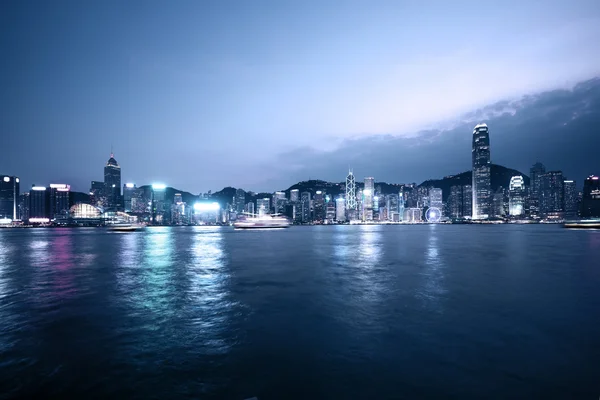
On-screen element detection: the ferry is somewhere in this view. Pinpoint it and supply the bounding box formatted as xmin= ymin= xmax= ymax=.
xmin=563 ymin=219 xmax=600 ymax=229
xmin=233 ymin=211 xmax=291 ymax=229
xmin=107 ymin=222 xmax=146 ymax=232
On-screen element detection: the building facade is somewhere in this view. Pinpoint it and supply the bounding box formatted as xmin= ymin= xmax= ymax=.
xmin=472 ymin=123 xmax=491 ymax=219
xmin=581 ymin=175 xmax=600 ymax=218
xmin=345 ymin=170 xmax=356 ymax=211
xmin=509 ymin=176 xmax=526 ymax=217
xmin=529 ymin=162 xmax=546 ymax=218
xmin=300 ymin=192 xmax=311 ymax=223
xmin=540 ymin=171 xmax=564 ymax=218
xmin=0 ymin=175 xmax=20 ymax=220
xmin=29 ymin=186 xmax=49 ymax=220
xmin=104 ymin=153 xmax=122 ymax=210
xmin=335 ymin=197 xmax=346 ymax=222
xmin=49 ymin=184 xmax=71 ymax=218
xmin=563 ymin=180 xmax=578 ymax=219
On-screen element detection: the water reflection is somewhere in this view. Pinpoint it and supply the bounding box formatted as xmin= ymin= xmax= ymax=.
xmin=187 ymin=226 xmax=232 ymax=354
xmin=49 ymin=231 xmax=77 ymax=300
xmin=0 ymin=231 xmax=12 ymax=300
xmin=358 ymin=224 xmax=382 ymax=268
xmin=417 ymin=224 xmax=447 ymax=312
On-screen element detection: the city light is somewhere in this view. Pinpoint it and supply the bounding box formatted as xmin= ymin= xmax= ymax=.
xmin=3 ymin=177 xmax=9 ymax=182
xmin=152 ymin=183 xmax=166 ymax=190
xmin=125 ymin=183 xmax=135 ymax=188
xmin=15 ymin=178 xmax=19 ymax=183
xmin=194 ymin=202 xmax=220 ymax=212
xmin=31 ymin=186 xmax=46 ymax=191
xmin=50 ymin=184 xmax=70 ymax=191
xmin=0 ymin=218 xmax=12 ymax=224
xmin=29 ymin=218 xmax=50 ymax=223
xmin=363 ymin=189 xmax=372 ymax=195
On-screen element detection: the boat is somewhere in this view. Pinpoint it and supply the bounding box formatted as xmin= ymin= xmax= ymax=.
xmin=233 ymin=211 xmax=291 ymax=229
xmin=563 ymin=219 xmax=600 ymax=229
xmin=107 ymin=223 xmax=146 ymax=232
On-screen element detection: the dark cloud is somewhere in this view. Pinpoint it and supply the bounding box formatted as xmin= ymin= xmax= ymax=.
xmin=255 ymin=77 xmax=600 ymax=191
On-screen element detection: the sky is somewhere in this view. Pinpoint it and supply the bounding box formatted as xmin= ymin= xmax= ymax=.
xmin=1 ymin=0 xmax=599 ymax=193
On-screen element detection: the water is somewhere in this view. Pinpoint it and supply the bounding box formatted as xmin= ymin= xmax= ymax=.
xmin=0 ymin=225 xmax=599 ymax=399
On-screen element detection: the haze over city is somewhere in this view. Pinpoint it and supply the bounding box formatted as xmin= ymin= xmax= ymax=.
xmin=1 ymin=0 xmax=599 ymax=192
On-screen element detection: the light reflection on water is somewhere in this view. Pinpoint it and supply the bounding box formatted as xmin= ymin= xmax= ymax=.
xmin=417 ymin=224 xmax=447 ymax=312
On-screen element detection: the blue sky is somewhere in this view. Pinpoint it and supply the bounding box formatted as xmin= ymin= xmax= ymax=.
xmin=1 ymin=0 xmax=599 ymax=192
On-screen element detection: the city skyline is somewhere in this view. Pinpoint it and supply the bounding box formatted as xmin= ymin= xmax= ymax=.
xmin=1 ymin=1 xmax=600 ymax=192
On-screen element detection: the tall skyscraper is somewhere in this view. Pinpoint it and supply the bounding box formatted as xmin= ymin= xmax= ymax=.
xmin=563 ymin=180 xmax=578 ymax=219
xmin=492 ymin=187 xmax=506 ymax=217
xmin=398 ymin=192 xmax=405 ymax=222
xmin=290 ymin=189 xmax=299 ymax=203
xmin=581 ymin=175 xmax=600 ymax=218
xmin=245 ymin=202 xmax=255 ymax=215
xmin=104 ymin=153 xmax=122 ymax=210
xmin=386 ymin=194 xmax=400 ymax=222
xmin=335 ymin=197 xmax=346 ymax=222
xmin=235 ymin=189 xmax=246 ymax=213
xmin=300 ymin=192 xmax=311 ymax=223
xmin=472 ymin=123 xmax=491 ymax=219
xmin=509 ymin=176 xmax=525 ymax=216
xmin=29 ymin=185 xmax=49 ymax=220
xmin=363 ymin=177 xmax=375 ymax=221
xmin=540 ymin=171 xmax=565 ymax=217
xmin=49 ymin=184 xmax=71 ymax=218
xmin=273 ymin=191 xmax=286 ymax=214
xmin=313 ymin=191 xmax=325 ymax=221
xmin=448 ymin=185 xmax=463 ymax=218
xmin=529 ymin=162 xmax=546 ymax=218
xmin=0 ymin=175 xmax=20 ymax=220
xmin=123 ymin=183 xmax=136 ymax=212
xmin=462 ymin=185 xmax=473 ymax=218
xmin=428 ymin=187 xmax=443 ymax=213
xmin=345 ymin=170 xmax=356 ymax=211
xmin=257 ymin=198 xmax=270 ymax=215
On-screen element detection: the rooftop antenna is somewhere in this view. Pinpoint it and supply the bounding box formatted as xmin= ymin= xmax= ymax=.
xmin=110 ymin=144 xmax=114 ymax=158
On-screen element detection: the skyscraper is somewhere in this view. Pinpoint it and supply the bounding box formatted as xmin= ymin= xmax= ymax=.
xmin=428 ymin=187 xmax=443 ymax=214
xmin=104 ymin=153 xmax=122 ymax=210
xmin=290 ymin=189 xmax=299 ymax=203
xmin=0 ymin=175 xmax=20 ymax=220
xmin=313 ymin=191 xmax=325 ymax=221
xmin=257 ymin=198 xmax=270 ymax=215
xmin=345 ymin=170 xmax=356 ymax=211
xmin=273 ymin=191 xmax=286 ymax=214
xmin=300 ymin=192 xmax=311 ymax=223
xmin=335 ymin=197 xmax=346 ymax=222
xmin=49 ymin=184 xmax=71 ymax=218
xmin=448 ymin=185 xmax=463 ymax=218
xmin=563 ymin=180 xmax=578 ymax=219
xmin=386 ymin=194 xmax=400 ymax=222
xmin=363 ymin=177 xmax=375 ymax=221
xmin=235 ymin=189 xmax=246 ymax=213
xmin=123 ymin=183 xmax=136 ymax=212
xmin=472 ymin=123 xmax=491 ymax=219
xmin=509 ymin=176 xmax=525 ymax=216
xmin=581 ymin=175 xmax=600 ymax=218
xmin=540 ymin=171 xmax=565 ymax=218
xmin=462 ymin=185 xmax=473 ymax=218
xmin=529 ymin=162 xmax=546 ymax=218
xmin=29 ymin=185 xmax=49 ymax=220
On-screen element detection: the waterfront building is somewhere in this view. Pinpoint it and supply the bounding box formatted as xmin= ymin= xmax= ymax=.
xmin=363 ymin=177 xmax=374 ymax=221
xmin=313 ymin=191 xmax=325 ymax=221
xmin=29 ymin=185 xmax=49 ymax=221
xmin=429 ymin=188 xmax=443 ymax=215
xmin=257 ymin=198 xmax=270 ymax=216
xmin=529 ymin=162 xmax=546 ymax=218
xmin=123 ymin=183 xmax=136 ymax=212
xmin=274 ymin=191 xmax=287 ymax=214
xmin=290 ymin=189 xmax=299 ymax=203
xmin=325 ymin=201 xmax=336 ymax=222
xmin=472 ymin=123 xmax=491 ymax=219
xmin=508 ymin=176 xmax=525 ymax=217
xmin=540 ymin=171 xmax=564 ymax=218
xmin=300 ymin=192 xmax=311 ymax=222
xmin=345 ymin=170 xmax=356 ymax=211
xmin=90 ymin=180 xmax=106 ymax=208
xmin=49 ymin=184 xmax=71 ymax=219
xmin=462 ymin=185 xmax=473 ymax=218
xmin=335 ymin=197 xmax=346 ymax=222
xmin=0 ymin=175 xmax=20 ymax=220
xmin=235 ymin=189 xmax=246 ymax=213
xmin=18 ymin=193 xmax=29 ymax=221
xmin=563 ymin=180 xmax=578 ymax=219
xmin=448 ymin=185 xmax=463 ymax=218
xmin=245 ymin=202 xmax=255 ymax=215
xmin=104 ymin=153 xmax=122 ymax=210
xmin=404 ymin=207 xmax=422 ymax=222
xmin=398 ymin=192 xmax=405 ymax=222
xmin=491 ymin=188 xmax=505 ymax=217
xmin=151 ymin=184 xmax=167 ymax=224
xmin=581 ymin=175 xmax=600 ymax=218
xmin=386 ymin=194 xmax=400 ymax=221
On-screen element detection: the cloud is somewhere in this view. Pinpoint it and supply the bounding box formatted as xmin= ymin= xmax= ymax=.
xmin=251 ymin=77 xmax=600 ymax=191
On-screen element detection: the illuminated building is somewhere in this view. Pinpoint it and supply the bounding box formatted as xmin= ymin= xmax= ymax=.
xmin=274 ymin=191 xmax=287 ymax=213
xmin=193 ymin=202 xmax=221 ymax=224
xmin=581 ymin=175 xmax=600 ymax=218
xmin=325 ymin=201 xmax=336 ymax=222
xmin=404 ymin=207 xmax=422 ymax=222
xmin=529 ymin=162 xmax=546 ymax=218
xmin=245 ymin=202 xmax=255 ymax=215
xmin=429 ymin=188 xmax=443 ymax=215
xmin=492 ymin=188 xmax=506 ymax=217
xmin=462 ymin=185 xmax=473 ymax=218
xmin=151 ymin=184 xmax=167 ymax=224
xmin=235 ymin=189 xmax=246 ymax=213
xmin=49 ymin=184 xmax=71 ymax=218
xmin=345 ymin=170 xmax=356 ymax=211
xmin=363 ymin=177 xmax=374 ymax=221
xmin=18 ymin=193 xmax=29 ymax=221
xmin=104 ymin=152 xmax=121 ymax=209
xmin=123 ymin=183 xmax=136 ymax=212
xmin=29 ymin=185 xmax=49 ymax=220
xmin=563 ymin=180 xmax=578 ymax=219
xmin=335 ymin=197 xmax=346 ymax=222
xmin=257 ymin=198 xmax=270 ymax=216
xmin=398 ymin=192 xmax=405 ymax=222
xmin=0 ymin=175 xmax=19 ymax=220
xmin=472 ymin=123 xmax=491 ymax=219
xmin=90 ymin=180 xmax=106 ymax=208
xmin=540 ymin=171 xmax=564 ymax=218
xmin=300 ymin=192 xmax=311 ymax=222
xmin=290 ymin=189 xmax=299 ymax=203
xmin=507 ymin=176 xmax=525 ymax=216
xmin=448 ymin=185 xmax=463 ymax=218
xmin=313 ymin=191 xmax=325 ymax=221
xmin=386 ymin=194 xmax=399 ymax=222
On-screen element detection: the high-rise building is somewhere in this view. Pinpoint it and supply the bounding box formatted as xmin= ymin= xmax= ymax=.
xmin=386 ymin=194 xmax=400 ymax=222
xmin=0 ymin=175 xmax=20 ymax=220
xmin=257 ymin=198 xmax=270 ymax=215
xmin=581 ymin=175 xmax=600 ymax=218
xmin=18 ymin=193 xmax=29 ymax=221
xmin=325 ymin=201 xmax=336 ymax=222
xmin=151 ymin=184 xmax=167 ymax=224
xmin=508 ymin=176 xmax=525 ymax=216
xmin=49 ymin=184 xmax=71 ymax=218
xmin=290 ymin=189 xmax=299 ymax=203
xmin=313 ymin=191 xmax=325 ymax=221
xmin=563 ymin=180 xmax=578 ymax=219
xmin=540 ymin=171 xmax=565 ymax=218
xmin=529 ymin=162 xmax=546 ymax=218
xmin=123 ymin=183 xmax=136 ymax=212
xmin=363 ymin=177 xmax=375 ymax=221
xmin=492 ymin=188 xmax=506 ymax=217
xmin=104 ymin=153 xmax=122 ymax=210
xmin=29 ymin=185 xmax=49 ymax=220
xmin=462 ymin=185 xmax=473 ymax=218
xmin=235 ymin=189 xmax=246 ymax=213
xmin=90 ymin=180 xmax=106 ymax=208
xmin=398 ymin=192 xmax=405 ymax=222
xmin=335 ymin=197 xmax=346 ymax=222
xmin=245 ymin=202 xmax=255 ymax=215
xmin=428 ymin=188 xmax=443 ymax=215
xmin=472 ymin=123 xmax=491 ymax=219
xmin=345 ymin=170 xmax=356 ymax=211
xmin=404 ymin=208 xmax=422 ymax=222
xmin=448 ymin=185 xmax=463 ymax=218
xmin=300 ymin=192 xmax=311 ymax=223
xmin=273 ymin=191 xmax=286 ymax=214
